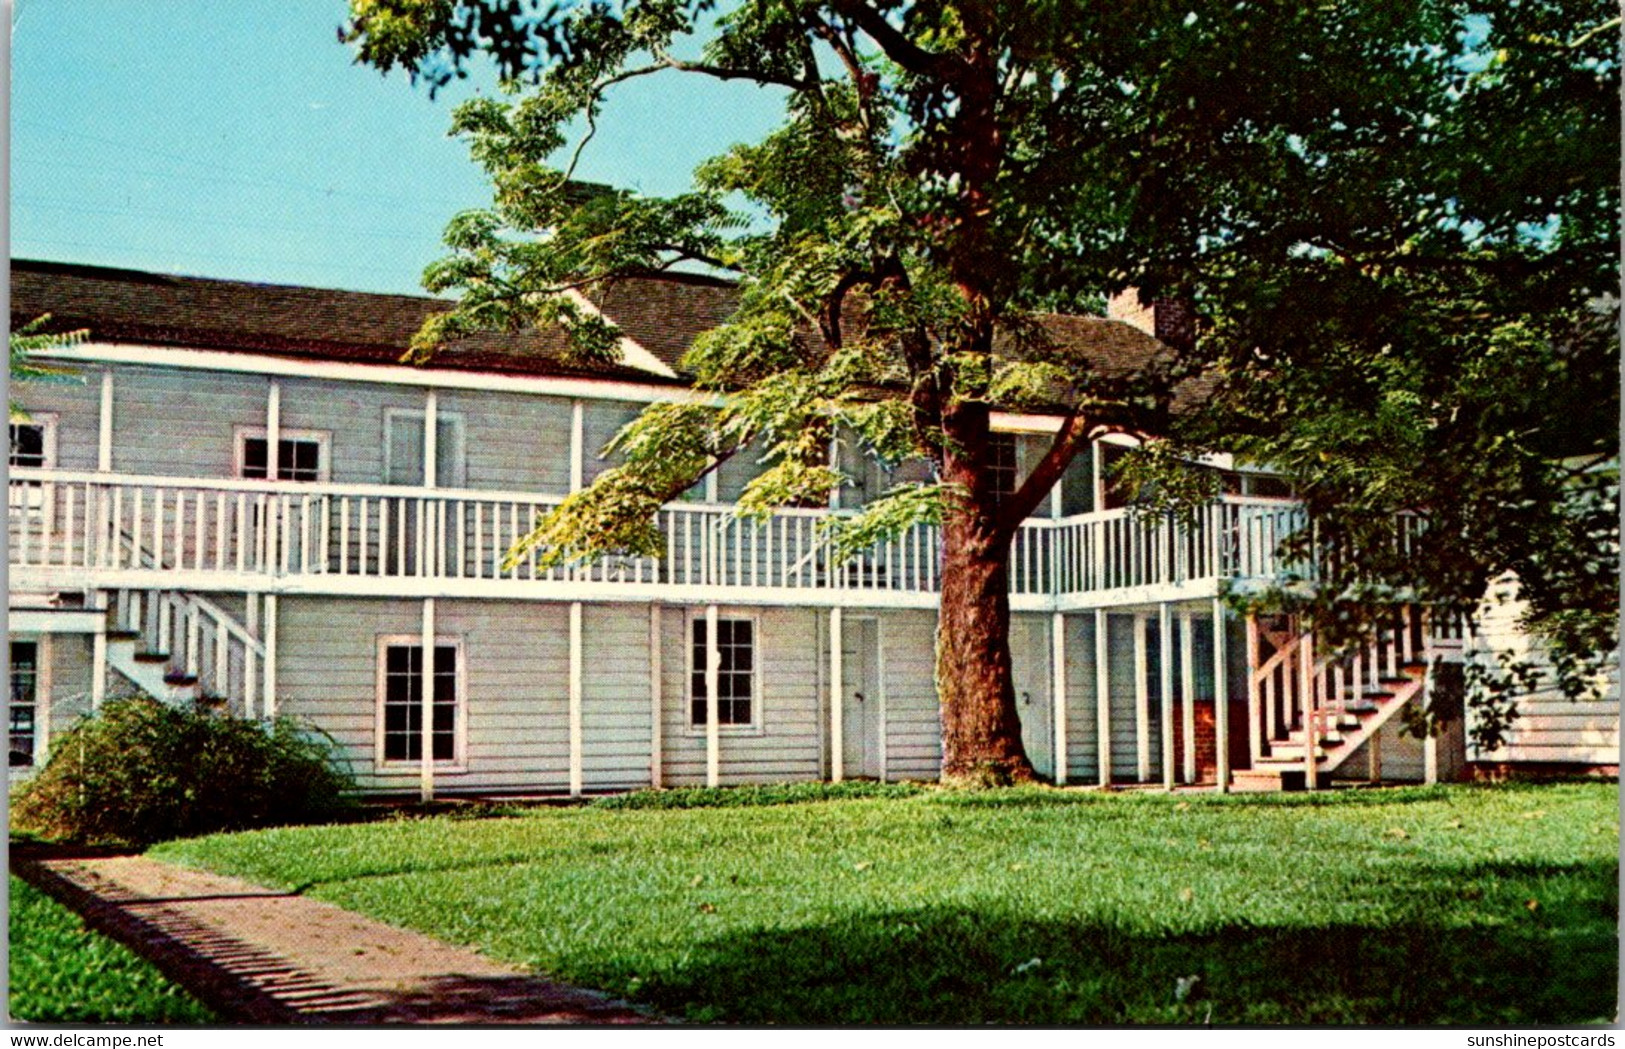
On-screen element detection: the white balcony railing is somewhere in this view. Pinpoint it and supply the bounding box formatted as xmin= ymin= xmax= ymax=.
xmin=9 ymin=469 xmax=1306 ymax=603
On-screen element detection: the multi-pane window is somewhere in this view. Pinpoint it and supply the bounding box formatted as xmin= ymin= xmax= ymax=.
xmin=379 ymin=642 xmax=460 ymax=764
xmin=10 ymin=641 xmax=38 ymax=768
xmin=241 ymin=435 xmax=325 ymax=482
xmin=690 ymin=617 xmax=755 ymax=727
xmin=988 ymin=433 xmax=1019 ymax=504
xmin=9 ymin=423 xmax=48 ymax=468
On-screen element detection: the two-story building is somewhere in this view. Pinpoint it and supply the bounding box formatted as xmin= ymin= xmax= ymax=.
xmin=9 ymin=259 xmax=1601 ymax=797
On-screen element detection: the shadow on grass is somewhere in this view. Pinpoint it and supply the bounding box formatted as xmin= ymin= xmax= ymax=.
xmin=580 ymin=861 xmax=1618 ymax=1025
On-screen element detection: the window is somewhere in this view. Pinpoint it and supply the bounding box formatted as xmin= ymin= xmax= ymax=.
xmin=377 ymin=639 xmax=462 ymax=765
xmin=10 ymin=641 xmax=38 ymax=768
xmin=235 ymin=427 xmax=329 ymax=482
xmin=690 ymin=616 xmax=756 ymax=728
xmin=384 ymin=409 xmax=465 ymax=487
xmin=988 ymin=433 xmax=1019 ymax=504
xmin=10 ymin=417 xmax=56 ymax=514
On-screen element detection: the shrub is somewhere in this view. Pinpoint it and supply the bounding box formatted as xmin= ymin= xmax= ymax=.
xmin=11 ymin=697 xmax=354 ymax=847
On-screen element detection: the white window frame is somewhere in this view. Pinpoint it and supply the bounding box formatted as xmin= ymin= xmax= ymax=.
xmin=685 ymin=610 xmax=763 ymax=735
xmin=383 ymin=408 xmax=466 ymax=488
xmin=374 ymin=634 xmax=467 ymax=771
xmin=8 ymin=635 xmax=47 ymax=769
xmin=233 ymin=425 xmax=331 ymax=483
xmin=9 ymin=414 xmax=58 ymax=515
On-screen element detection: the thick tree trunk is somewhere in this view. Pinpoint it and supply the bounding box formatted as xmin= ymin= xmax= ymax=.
xmin=935 ymin=502 xmax=1038 ymax=785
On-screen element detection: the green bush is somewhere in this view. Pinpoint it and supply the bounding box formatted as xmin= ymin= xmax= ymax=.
xmin=11 ymin=697 xmax=354 ymax=847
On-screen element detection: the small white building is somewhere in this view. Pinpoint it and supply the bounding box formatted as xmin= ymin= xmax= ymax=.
xmin=8 ymin=260 xmax=1607 ymax=796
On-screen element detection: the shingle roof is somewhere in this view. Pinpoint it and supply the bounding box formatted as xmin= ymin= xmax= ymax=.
xmin=10 ymin=260 xmax=1207 ymax=409
xmin=9 ymin=260 xmax=674 ymax=385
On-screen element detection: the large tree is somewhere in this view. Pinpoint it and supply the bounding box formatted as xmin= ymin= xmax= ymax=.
xmin=345 ymin=0 xmax=1618 ymax=779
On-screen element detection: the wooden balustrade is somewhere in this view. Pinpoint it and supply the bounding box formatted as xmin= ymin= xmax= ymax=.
xmin=10 ymin=469 xmax=1303 ymax=602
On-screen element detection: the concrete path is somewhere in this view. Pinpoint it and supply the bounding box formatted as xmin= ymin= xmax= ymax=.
xmin=12 ymin=848 xmax=657 ymax=1025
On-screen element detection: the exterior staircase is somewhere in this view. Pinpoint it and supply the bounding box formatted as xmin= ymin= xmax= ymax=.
xmin=1233 ymin=607 xmax=1453 ymax=790
xmin=102 ymin=588 xmax=264 ymax=715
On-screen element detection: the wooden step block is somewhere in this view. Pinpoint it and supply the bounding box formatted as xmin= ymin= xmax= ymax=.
xmin=106 ymin=630 xmax=141 ymax=641
xmin=163 ymin=672 xmax=199 ymax=687
xmin=133 ymin=652 xmax=170 ymax=663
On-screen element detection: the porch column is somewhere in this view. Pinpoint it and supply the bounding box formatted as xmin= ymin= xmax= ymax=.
xmin=244 ymin=596 xmax=259 ymax=719
xmin=705 ymin=604 xmax=721 ymax=787
xmin=1213 ymin=598 xmax=1229 ymax=793
xmin=1051 ymin=612 xmax=1067 ymax=784
xmin=262 ymin=594 xmax=278 ymax=718
xmin=830 ymin=607 xmax=844 ymax=782
xmin=1180 ymin=611 xmax=1196 ymax=783
xmin=1159 ymin=603 xmax=1174 ymax=791
xmin=265 ymin=381 xmax=281 ymax=481
xmin=569 ymin=400 xmax=585 ymax=493
xmin=569 ymin=601 xmax=584 ymax=797
xmin=1246 ymin=615 xmax=1263 ymax=766
xmin=1133 ymin=614 xmax=1150 ymax=782
xmin=1301 ymin=625 xmax=1318 ymax=791
xmin=649 ymin=604 xmax=663 ymax=789
xmin=1095 ymin=609 xmax=1110 ymax=786
xmin=37 ymin=637 xmax=53 ymax=768
xmin=91 ymin=628 xmax=107 ymax=711
xmin=97 ymin=369 xmax=114 ymax=472
xmin=420 ymin=597 xmax=435 ymax=802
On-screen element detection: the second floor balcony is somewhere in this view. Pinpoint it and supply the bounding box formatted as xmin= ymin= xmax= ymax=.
xmin=9 ymin=468 xmax=1308 ymax=611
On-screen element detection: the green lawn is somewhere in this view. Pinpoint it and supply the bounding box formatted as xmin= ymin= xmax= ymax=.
xmin=153 ymin=782 xmax=1618 ymax=1025
xmin=8 ymin=876 xmax=218 ymax=1025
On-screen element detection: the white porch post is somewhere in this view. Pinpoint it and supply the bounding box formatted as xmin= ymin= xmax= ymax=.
xmin=1213 ymin=599 xmax=1229 ymax=793
xmin=1301 ymin=625 xmax=1318 ymax=791
xmin=262 ymin=594 xmax=278 ymax=718
xmin=97 ymin=369 xmax=114 ymax=472
xmin=1091 ymin=440 xmax=1105 ymax=512
xmin=36 ymin=637 xmax=53 ymax=768
xmin=1133 ymin=614 xmax=1150 ymax=782
xmin=420 ymin=597 xmax=435 ymax=802
xmin=705 ymin=604 xmax=721 ymax=787
xmin=830 ymin=607 xmax=844 ymax=782
xmin=649 ymin=604 xmax=663 ymax=789
xmin=423 ymin=389 xmax=439 ymax=489
xmin=1245 ymin=615 xmax=1263 ymax=766
xmin=91 ymin=628 xmax=107 ymax=711
xmin=1180 ymin=611 xmax=1196 ymax=784
xmin=570 ymin=400 xmax=585 ymax=493
xmin=1094 ymin=609 xmax=1110 ymax=786
xmin=1050 ymin=612 xmax=1067 ymax=784
xmin=569 ymin=601 xmax=584 ymax=797
xmin=265 ymin=381 xmax=281 ymax=481
xmin=1159 ymin=603 xmax=1174 ymax=791
xmin=244 ymin=595 xmax=259 ymax=719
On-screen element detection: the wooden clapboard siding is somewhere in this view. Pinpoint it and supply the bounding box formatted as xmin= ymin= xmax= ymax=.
xmin=1337 ymin=718 xmax=1427 ymax=783
xmin=438 ymin=389 xmax=572 ymax=493
xmin=10 ymin=371 xmax=99 ymax=470
xmin=1468 ymin=573 xmax=1620 ymax=765
xmin=657 ymin=605 xmax=823 ymax=786
xmin=1062 ymin=614 xmax=1100 ymax=783
xmin=46 ymin=634 xmax=94 ymax=751
xmin=582 ymin=400 xmax=643 ymax=486
xmin=881 ymin=611 xmax=940 ymax=780
xmin=1106 ymin=614 xmax=1141 ymax=779
xmin=111 ymin=367 xmax=265 ymax=478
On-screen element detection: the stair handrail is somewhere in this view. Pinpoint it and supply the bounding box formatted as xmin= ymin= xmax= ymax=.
xmin=112 ymin=527 xmax=265 ymax=657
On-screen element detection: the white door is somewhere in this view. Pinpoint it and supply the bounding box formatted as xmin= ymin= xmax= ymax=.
xmin=1015 ymin=617 xmax=1054 ymax=780
xmin=840 ymin=618 xmax=884 ymax=779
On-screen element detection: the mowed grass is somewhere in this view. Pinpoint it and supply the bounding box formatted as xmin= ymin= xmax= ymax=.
xmin=8 ymin=876 xmax=218 ymax=1025
xmin=153 ymin=782 xmax=1618 ymax=1025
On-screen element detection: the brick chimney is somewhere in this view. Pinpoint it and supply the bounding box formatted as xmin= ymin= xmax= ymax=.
xmin=1107 ymin=289 xmax=1196 ymax=353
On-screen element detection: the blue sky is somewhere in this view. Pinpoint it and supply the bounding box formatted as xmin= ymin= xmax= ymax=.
xmin=10 ymin=0 xmax=787 ymax=295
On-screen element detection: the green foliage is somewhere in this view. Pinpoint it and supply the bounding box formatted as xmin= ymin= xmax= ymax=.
xmin=11 ymin=698 xmax=355 ymax=848
xmin=8 ymin=876 xmax=218 ymax=1024
xmin=157 ymin=783 xmax=1618 ymax=1024
xmin=10 ymin=314 xmax=85 ymax=420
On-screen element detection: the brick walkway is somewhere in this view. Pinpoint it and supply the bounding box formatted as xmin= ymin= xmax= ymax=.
xmin=12 ymin=848 xmax=657 ymax=1025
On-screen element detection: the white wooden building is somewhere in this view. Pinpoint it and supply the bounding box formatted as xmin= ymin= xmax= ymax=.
xmin=8 ymin=260 xmax=1607 ymax=796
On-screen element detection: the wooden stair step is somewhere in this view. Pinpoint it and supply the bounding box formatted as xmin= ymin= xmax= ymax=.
xmin=162 ymin=672 xmax=199 ymax=686
xmin=106 ymin=630 xmax=141 ymax=641
xmin=132 ymin=652 xmax=171 ymax=663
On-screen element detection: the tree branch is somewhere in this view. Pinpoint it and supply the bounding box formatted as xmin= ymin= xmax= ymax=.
xmin=994 ymin=412 xmax=1092 ymax=536
xmin=827 ymin=0 xmax=962 ymax=82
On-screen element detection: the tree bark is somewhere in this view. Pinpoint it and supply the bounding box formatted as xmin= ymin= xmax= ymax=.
xmin=934 ymin=407 xmax=1038 ymax=785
